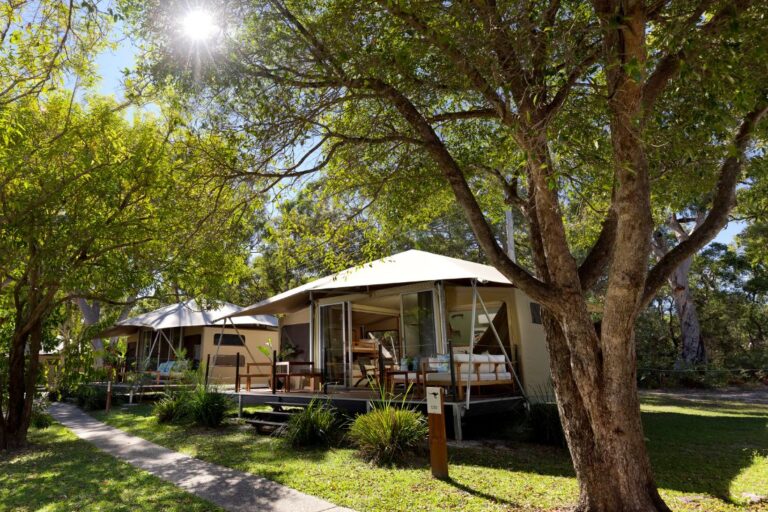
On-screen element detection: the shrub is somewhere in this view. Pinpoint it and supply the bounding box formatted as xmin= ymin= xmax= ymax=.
xmin=188 ymin=387 xmax=232 ymax=428
xmin=31 ymin=410 xmax=54 ymax=429
xmin=154 ymin=391 xmax=192 ymax=424
xmin=74 ymin=385 xmax=109 ymax=411
xmin=31 ymin=396 xmax=53 ymax=429
xmin=527 ymin=402 xmax=566 ymax=447
xmin=349 ymin=406 xmax=427 ymax=465
xmin=279 ymin=400 xmax=340 ymax=448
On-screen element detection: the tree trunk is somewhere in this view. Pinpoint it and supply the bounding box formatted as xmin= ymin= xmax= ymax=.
xmin=652 ymin=214 xmax=707 ymax=368
xmin=77 ymin=298 xmax=103 ymax=367
xmin=1 ymin=318 xmax=43 ymax=451
xmin=669 ymin=258 xmax=706 ymax=368
xmin=544 ymin=313 xmax=670 ymax=512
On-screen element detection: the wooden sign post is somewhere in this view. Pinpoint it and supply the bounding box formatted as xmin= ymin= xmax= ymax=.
xmin=426 ymin=386 xmax=449 ymax=479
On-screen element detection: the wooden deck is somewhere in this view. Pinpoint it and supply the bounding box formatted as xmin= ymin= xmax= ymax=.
xmin=226 ymin=387 xmax=526 ymax=441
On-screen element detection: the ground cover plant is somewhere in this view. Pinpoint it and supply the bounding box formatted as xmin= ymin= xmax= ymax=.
xmin=0 ymin=423 xmax=221 ymax=512
xmin=92 ymin=393 xmax=768 ymax=511
xmin=153 ymin=386 xmax=233 ymax=428
xmin=349 ymin=405 xmax=428 ymax=466
xmin=279 ymin=400 xmax=341 ymax=449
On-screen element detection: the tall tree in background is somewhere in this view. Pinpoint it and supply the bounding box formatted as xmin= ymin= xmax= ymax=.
xmin=125 ymin=1 xmax=768 ymax=509
xmin=0 ymin=94 xmax=258 ymax=450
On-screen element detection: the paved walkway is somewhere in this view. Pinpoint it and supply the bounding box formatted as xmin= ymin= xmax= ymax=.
xmin=49 ymin=403 xmax=353 ymax=512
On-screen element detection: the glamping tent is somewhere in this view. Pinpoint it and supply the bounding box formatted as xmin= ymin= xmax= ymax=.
xmin=101 ymin=299 xmax=278 ymax=384
xmin=226 ymin=250 xmax=551 ymax=401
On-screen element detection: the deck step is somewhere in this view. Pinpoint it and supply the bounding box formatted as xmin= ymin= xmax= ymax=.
xmin=243 ymin=418 xmax=286 ymax=430
xmin=264 ymin=401 xmax=309 ymax=411
xmin=248 ymin=410 xmax=294 ymax=420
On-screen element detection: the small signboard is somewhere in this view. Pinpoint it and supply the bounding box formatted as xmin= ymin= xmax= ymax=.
xmin=426 ymin=387 xmax=443 ymax=415
xmin=426 ymin=386 xmax=448 ymax=478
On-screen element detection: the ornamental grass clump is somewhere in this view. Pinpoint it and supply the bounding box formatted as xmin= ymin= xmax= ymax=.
xmin=153 ymin=390 xmax=192 ymax=424
xmin=188 ymin=386 xmax=233 ymax=428
xmin=279 ymin=400 xmax=340 ymax=448
xmin=349 ymin=384 xmax=427 ymax=465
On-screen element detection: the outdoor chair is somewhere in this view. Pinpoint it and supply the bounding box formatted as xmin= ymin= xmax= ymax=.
xmin=354 ymin=357 xmax=378 ymax=387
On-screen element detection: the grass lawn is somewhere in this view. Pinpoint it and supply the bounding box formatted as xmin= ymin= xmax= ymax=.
xmin=0 ymin=424 xmax=223 ymax=512
xmin=88 ymin=393 xmax=768 ymax=512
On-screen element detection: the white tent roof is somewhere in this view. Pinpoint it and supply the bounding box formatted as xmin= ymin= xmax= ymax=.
xmin=230 ymin=250 xmax=513 ymax=316
xmin=101 ymin=299 xmax=277 ymax=337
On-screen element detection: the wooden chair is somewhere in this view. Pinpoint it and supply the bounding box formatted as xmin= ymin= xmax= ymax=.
xmin=354 ymin=357 xmax=379 ymax=387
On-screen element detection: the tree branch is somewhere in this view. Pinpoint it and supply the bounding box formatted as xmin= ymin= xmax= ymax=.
xmin=578 ymin=207 xmax=617 ymax=290
xmin=642 ymin=0 xmax=753 ymax=116
xmin=642 ymin=99 xmax=768 ymax=306
xmin=365 ymin=78 xmax=556 ymax=305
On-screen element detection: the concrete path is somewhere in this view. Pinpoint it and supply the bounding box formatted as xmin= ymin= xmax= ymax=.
xmin=49 ymin=403 xmax=354 ymax=512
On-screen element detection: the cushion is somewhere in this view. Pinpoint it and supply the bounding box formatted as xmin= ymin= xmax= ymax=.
xmin=425 ymin=371 xmax=512 ymax=383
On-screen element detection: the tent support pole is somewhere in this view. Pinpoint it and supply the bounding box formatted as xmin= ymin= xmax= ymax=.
xmin=226 ymin=317 xmax=260 ymax=365
xmin=142 ymin=331 xmax=160 ymax=371
xmin=475 ymin=291 xmax=527 ymax=401
xmin=466 ymin=280 xmax=477 ymax=409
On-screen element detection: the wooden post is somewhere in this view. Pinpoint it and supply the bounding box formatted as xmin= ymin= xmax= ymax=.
xmin=426 ymin=386 xmax=449 ymax=479
xmin=204 ymin=354 xmax=211 ymax=388
xmin=105 ymin=366 xmax=113 ymax=414
xmin=235 ymin=352 xmax=241 ymax=393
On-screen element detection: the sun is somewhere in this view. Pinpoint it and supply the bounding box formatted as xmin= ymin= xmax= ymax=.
xmin=181 ymin=9 xmax=219 ymax=42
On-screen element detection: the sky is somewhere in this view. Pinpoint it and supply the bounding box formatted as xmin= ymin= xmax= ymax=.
xmin=93 ymin=26 xmax=744 ymax=248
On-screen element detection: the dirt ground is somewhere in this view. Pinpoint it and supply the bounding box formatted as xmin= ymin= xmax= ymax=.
xmin=641 ymin=386 xmax=768 ymax=406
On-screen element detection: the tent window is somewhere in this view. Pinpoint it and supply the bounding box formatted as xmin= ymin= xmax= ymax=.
xmin=214 ymin=333 xmax=245 ymax=346
xmin=530 ymin=302 xmax=542 ymax=324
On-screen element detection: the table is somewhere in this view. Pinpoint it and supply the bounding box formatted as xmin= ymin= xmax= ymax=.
xmin=385 ymin=369 xmax=422 ymax=396
xmin=273 ymin=361 xmax=323 ymax=393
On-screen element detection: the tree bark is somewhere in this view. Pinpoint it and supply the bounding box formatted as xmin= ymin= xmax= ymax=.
xmin=669 ymin=258 xmax=706 ymax=367
xmin=544 ymin=311 xmax=670 ymax=512
xmin=652 ymin=215 xmax=706 ymax=368
xmin=77 ymin=298 xmax=103 ymax=367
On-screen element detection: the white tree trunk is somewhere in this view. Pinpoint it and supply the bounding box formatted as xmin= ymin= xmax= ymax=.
xmin=652 ymin=214 xmax=707 ymax=368
xmin=668 ymin=258 xmax=706 ymax=368
xmin=76 ymin=298 xmax=103 ymax=367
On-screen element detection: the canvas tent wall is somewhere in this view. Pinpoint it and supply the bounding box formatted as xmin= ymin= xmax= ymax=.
xmin=100 ymin=299 xmax=278 ymax=385
xmin=227 ymin=250 xmax=551 ymax=395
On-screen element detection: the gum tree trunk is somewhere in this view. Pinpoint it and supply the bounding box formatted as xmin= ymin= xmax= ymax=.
xmin=669 ymin=259 xmax=705 ymax=367
xmin=544 ymin=314 xmax=669 ymax=512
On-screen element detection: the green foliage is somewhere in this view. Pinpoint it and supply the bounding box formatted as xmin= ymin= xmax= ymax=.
xmin=74 ymin=385 xmax=110 ymax=411
xmin=153 ymin=391 xmax=192 ymax=424
xmin=636 ymin=242 xmax=768 ymax=377
xmin=30 ymin=411 xmax=54 ymax=430
xmin=30 ymin=396 xmax=53 ymax=429
xmin=348 ymin=400 xmax=427 ymax=466
xmin=188 ymin=387 xmax=233 ymax=428
xmin=278 ymin=400 xmax=341 ymax=449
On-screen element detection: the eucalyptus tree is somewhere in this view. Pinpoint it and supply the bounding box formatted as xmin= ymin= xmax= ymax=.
xmin=0 ymin=94 xmax=259 ymax=450
xmin=124 ymin=1 xmax=768 ymax=509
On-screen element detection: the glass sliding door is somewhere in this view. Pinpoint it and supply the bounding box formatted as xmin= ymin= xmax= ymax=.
xmin=320 ymin=303 xmax=348 ymax=386
xmin=401 ymin=291 xmax=437 ymax=363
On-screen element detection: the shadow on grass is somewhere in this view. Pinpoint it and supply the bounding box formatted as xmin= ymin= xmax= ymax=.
xmin=643 ymin=409 xmax=767 ymax=501
xmin=447 ymin=398 xmax=767 ymax=504
xmin=0 ymin=426 xmax=217 ymax=512
xmin=443 ymin=477 xmax=524 ymax=508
